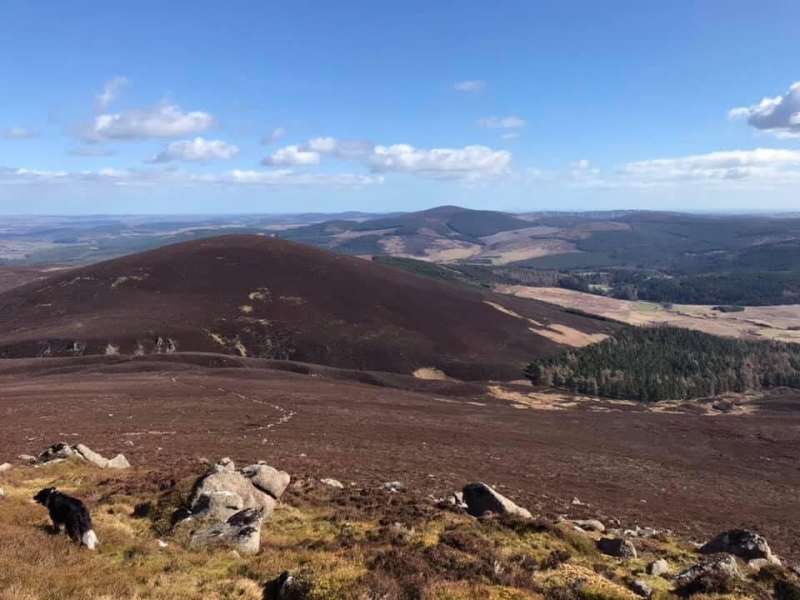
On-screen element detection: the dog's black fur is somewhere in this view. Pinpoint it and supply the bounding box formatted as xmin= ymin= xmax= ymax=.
xmin=33 ymin=487 xmax=97 ymax=548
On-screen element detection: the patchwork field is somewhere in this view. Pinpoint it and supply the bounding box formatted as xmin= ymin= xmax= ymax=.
xmin=498 ymin=286 xmax=800 ymax=343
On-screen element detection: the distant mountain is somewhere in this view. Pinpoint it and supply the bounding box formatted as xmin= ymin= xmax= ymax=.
xmin=277 ymin=205 xmax=569 ymax=264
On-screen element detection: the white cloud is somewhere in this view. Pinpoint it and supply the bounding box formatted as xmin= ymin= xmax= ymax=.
xmin=454 ymin=80 xmax=486 ymax=93
xmin=68 ymin=146 xmax=116 ymax=157
xmin=81 ymin=103 xmax=215 ymax=142
xmin=266 ymin=137 xmax=513 ymax=180
xmin=261 ymin=145 xmax=321 ymax=166
xmin=261 ymin=126 xmax=285 ymax=145
xmin=148 ymin=137 xmax=239 ymax=163
xmin=615 ymin=149 xmax=800 ymax=185
xmin=477 ymin=116 xmax=526 ymax=129
xmin=0 ymin=165 xmax=383 ymax=188
xmin=95 ymin=76 xmax=129 ymax=114
xmin=2 ymin=126 xmax=39 ymax=140
xmin=729 ymin=81 xmax=800 ymax=138
xmin=367 ymin=144 xmax=512 ymax=180
xmin=501 ymin=132 xmax=520 ymax=140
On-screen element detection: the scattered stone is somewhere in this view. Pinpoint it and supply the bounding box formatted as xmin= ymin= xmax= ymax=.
xmin=190 ymin=508 xmax=264 ymax=555
xmin=0 ymin=463 xmax=11 ymax=473
xmin=647 ymin=559 xmax=670 ymax=577
xmin=0 ymin=488 xmax=4 ymax=497
xmin=572 ymin=497 xmax=583 ymax=506
xmin=462 ymin=482 xmax=532 ymax=519
xmin=573 ymin=519 xmax=605 ymax=533
xmin=383 ymin=481 xmax=404 ymax=493
xmin=38 ymin=442 xmax=74 ymax=463
xmin=630 ymin=579 xmax=652 ymax=598
xmin=390 ymin=522 xmax=416 ymax=542
xmin=624 ymin=525 xmax=660 ymax=538
xmin=748 ymin=558 xmax=774 ymax=571
xmin=18 ymin=454 xmax=36 ymax=463
xmin=700 ymin=529 xmax=779 ymax=564
xmin=157 ymin=539 xmax=169 ymax=549
xmin=674 ymin=554 xmax=743 ymax=593
xmin=264 ymin=571 xmax=309 ymax=600
xmin=320 ymin=478 xmax=344 ymax=489
xmin=107 ymin=454 xmax=131 ymax=469
xmin=74 ymin=444 xmax=110 ymax=468
xmin=775 ymin=579 xmax=800 ymax=600
xmin=596 ymin=537 xmax=637 ymax=559
xmin=242 ymin=463 xmax=290 ymax=499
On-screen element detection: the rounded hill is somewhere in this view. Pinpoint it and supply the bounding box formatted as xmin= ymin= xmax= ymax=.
xmin=0 ymin=235 xmax=615 ymax=379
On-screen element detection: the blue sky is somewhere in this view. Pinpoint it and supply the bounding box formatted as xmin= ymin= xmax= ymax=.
xmin=1 ymin=0 xmax=799 ymax=214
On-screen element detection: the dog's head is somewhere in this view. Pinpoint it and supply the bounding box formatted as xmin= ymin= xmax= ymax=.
xmin=33 ymin=487 xmax=58 ymax=506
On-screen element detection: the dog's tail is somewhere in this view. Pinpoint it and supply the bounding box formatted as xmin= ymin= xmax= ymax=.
xmin=82 ymin=529 xmax=99 ymax=550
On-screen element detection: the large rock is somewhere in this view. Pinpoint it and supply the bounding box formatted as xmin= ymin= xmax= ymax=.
xmin=188 ymin=461 xmax=277 ymax=522
xmin=573 ymin=519 xmax=605 ymax=533
xmin=190 ymin=508 xmax=264 ymax=555
xmin=674 ymin=555 xmax=743 ymax=593
xmin=700 ymin=529 xmax=779 ymax=564
xmin=180 ymin=458 xmax=291 ymax=555
xmin=647 ymin=559 xmax=670 ymax=577
xmin=74 ymin=444 xmax=110 ymax=468
xmin=38 ymin=442 xmax=74 ymax=463
xmin=241 ymin=464 xmax=290 ymax=499
xmin=596 ymin=537 xmax=637 ymax=559
xmin=462 ymin=482 xmax=532 ymax=519
xmin=39 ymin=443 xmax=130 ymax=469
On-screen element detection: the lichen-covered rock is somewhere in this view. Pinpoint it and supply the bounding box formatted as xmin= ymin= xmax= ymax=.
xmin=573 ymin=519 xmax=605 ymax=533
xmin=647 ymin=558 xmax=670 ymax=576
xmin=674 ymin=554 xmax=743 ymax=594
xmin=242 ymin=463 xmax=290 ymax=499
xmin=38 ymin=442 xmax=74 ymax=463
xmin=190 ymin=508 xmax=264 ymax=555
xmin=107 ymin=454 xmax=131 ymax=469
xmin=596 ymin=537 xmax=637 ymax=559
xmin=188 ymin=462 xmax=277 ymax=522
xmin=462 ymin=482 xmax=532 ymax=519
xmin=700 ymin=529 xmax=779 ymax=564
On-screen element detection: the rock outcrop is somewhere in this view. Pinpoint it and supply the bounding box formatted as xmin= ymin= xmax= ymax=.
xmin=177 ymin=458 xmax=290 ymax=554
xmin=189 ymin=508 xmax=264 ymax=555
xmin=573 ymin=519 xmax=605 ymax=533
xmin=647 ymin=558 xmax=670 ymax=577
xmin=596 ymin=537 xmax=637 ymax=559
xmin=674 ymin=554 xmax=743 ymax=594
xmin=700 ymin=529 xmax=779 ymax=564
xmin=462 ymin=482 xmax=532 ymax=519
xmin=36 ymin=442 xmax=130 ymax=469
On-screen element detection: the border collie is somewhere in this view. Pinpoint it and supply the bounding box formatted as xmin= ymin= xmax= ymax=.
xmin=33 ymin=487 xmax=98 ymax=550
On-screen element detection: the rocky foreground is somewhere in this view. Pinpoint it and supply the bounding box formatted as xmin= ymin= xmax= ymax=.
xmin=0 ymin=447 xmax=798 ymax=600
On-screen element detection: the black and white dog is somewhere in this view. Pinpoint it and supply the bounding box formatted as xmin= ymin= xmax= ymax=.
xmin=33 ymin=487 xmax=98 ymax=550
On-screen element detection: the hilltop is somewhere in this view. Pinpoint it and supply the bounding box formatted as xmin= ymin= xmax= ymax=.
xmin=0 ymin=235 xmax=615 ymax=380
